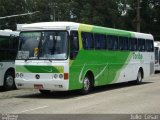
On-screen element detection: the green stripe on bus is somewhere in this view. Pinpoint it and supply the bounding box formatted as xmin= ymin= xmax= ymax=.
xmin=92 ymin=25 xmax=132 ymax=37
xmin=16 ymin=65 xmax=64 ymax=73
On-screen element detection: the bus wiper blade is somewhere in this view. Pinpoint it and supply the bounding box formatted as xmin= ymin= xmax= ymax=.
xmin=24 ymin=57 xmax=30 ymax=62
xmin=25 ymin=59 xmax=29 ymax=62
xmin=48 ymin=59 xmax=52 ymax=62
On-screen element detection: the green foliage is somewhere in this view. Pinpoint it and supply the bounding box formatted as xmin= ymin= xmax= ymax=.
xmin=0 ymin=0 xmax=160 ymax=40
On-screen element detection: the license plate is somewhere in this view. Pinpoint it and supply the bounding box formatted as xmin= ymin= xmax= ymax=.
xmin=34 ymin=84 xmax=43 ymax=89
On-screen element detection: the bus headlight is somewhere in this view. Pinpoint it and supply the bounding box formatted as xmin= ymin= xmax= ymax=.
xmin=20 ymin=73 xmax=24 ymax=78
xmin=54 ymin=74 xmax=58 ymax=79
xmin=59 ymin=74 xmax=63 ymax=79
xmin=16 ymin=73 xmax=19 ymax=78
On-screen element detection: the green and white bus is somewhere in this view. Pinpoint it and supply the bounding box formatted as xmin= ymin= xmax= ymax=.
xmin=154 ymin=41 xmax=160 ymax=72
xmin=0 ymin=30 xmax=19 ymax=90
xmin=15 ymin=22 xmax=154 ymax=94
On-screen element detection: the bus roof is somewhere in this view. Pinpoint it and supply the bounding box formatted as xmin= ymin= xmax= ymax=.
xmin=0 ymin=29 xmax=19 ymax=36
xmin=21 ymin=22 xmax=80 ymax=31
xmin=21 ymin=22 xmax=153 ymax=40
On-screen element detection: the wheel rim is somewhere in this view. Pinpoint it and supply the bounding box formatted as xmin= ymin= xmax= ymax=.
xmin=6 ymin=75 xmax=14 ymax=87
xmin=83 ymin=77 xmax=90 ymax=91
xmin=138 ymin=72 xmax=142 ymax=82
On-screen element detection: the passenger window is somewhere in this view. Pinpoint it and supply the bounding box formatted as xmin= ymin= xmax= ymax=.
xmin=128 ymin=38 xmax=132 ymax=50
xmin=130 ymin=38 xmax=137 ymax=51
xmin=119 ymin=36 xmax=128 ymax=50
xmin=70 ymin=31 xmax=79 ymax=60
xmin=107 ymin=35 xmax=118 ymax=50
xmin=94 ymin=34 xmax=106 ymax=49
xmin=124 ymin=37 xmax=129 ymax=50
xmin=138 ymin=39 xmax=145 ymax=52
xmin=82 ymin=32 xmax=94 ymax=50
xmin=146 ymin=40 xmax=154 ymax=52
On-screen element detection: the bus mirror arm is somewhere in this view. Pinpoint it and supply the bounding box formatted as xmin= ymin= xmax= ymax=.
xmin=49 ymin=59 xmax=52 ymax=62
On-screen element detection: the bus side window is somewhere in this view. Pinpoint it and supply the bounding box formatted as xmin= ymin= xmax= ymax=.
xmin=126 ymin=38 xmax=129 ymax=50
xmin=106 ymin=35 xmax=118 ymax=50
xmin=145 ymin=40 xmax=149 ymax=52
xmin=119 ymin=36 xmax=128 ymax=51
xmin=70 ymin=31 xmax=79 ymax=60
xmin=130 ymin=38 xmax=137 ymax=51
xmin=119 ymin=37 xmax=124 ymax=50
xmin=138 ymin=38 xmax=145 ymax=52
xmin=146 ymin=39 xmax=154 ymax=52
xmin=150 ymin=41 xmax=154 ymax=52
xmin=82 ymin=32 xmax=94 ymax=50
xmin=101 ymin=35 xmax=106 ymax=49
xmin=128 ymin=38 xmax=132 ymax=50
xmin=94 ymin=34 xmax=106 ymax=50
xmin=113 ymin=36 xmax=118 ymax=50
xmin=107 ymin=35 xmax=112 ymax=50
xmin=124 ymin=37 xmax=128 ymax=50
xmin=94 ymin=34 xmax=101 ymax=49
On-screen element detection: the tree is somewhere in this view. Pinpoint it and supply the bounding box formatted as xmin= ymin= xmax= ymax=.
xmin=70 ymin=0 xmax=121 ymax=28
xmin=0 ymin=0 xmax=159 ymax=41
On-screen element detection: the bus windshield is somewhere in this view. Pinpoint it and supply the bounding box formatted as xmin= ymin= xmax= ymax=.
xmin=17 ymin=31 xmax=68 ymax=60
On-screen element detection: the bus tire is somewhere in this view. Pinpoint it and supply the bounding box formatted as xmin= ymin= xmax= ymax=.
xmin=4 ymin=71 xmax=16 ymax=90
xmin=39 ymin=90 xmax=51 ymax=95
xmin=136 ymin=70 xmax=143 ymax=84
xmin=80 ymin=74 xmax=93 ymax=95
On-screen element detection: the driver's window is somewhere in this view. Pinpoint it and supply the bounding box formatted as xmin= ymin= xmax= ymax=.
xmin=70 ymin=31 xmax=79 ymax=60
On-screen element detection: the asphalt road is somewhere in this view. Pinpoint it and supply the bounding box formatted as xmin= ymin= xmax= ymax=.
xmin=0 ymin=73 xmax=160 ymax=119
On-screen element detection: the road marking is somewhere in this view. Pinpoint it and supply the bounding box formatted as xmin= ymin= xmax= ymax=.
xmin=18 ymin=106 xmax=48 ymax=113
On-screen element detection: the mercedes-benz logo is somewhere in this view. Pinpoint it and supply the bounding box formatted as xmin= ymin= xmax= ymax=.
xmin=35 ymin=74 xmax=40 ymax=79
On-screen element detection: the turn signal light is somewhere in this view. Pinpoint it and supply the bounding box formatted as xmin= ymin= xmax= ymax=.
xmin=64 ymin=73 xmax=68 ymax=80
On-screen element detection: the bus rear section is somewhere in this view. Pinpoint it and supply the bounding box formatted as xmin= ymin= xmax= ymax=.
xmin=15 ymin=30 xmax=70 ymax=92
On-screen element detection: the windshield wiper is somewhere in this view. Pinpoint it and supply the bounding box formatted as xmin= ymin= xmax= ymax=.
xmin=24 ymin=59 xmax=28 ymax=62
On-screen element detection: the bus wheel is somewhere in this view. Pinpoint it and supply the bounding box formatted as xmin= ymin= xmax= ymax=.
xmin=4 ymin=71 xmax=16 ymax=90
xmin=136 ymin=70 xmax=143 ymax=84
xmin=39 ymin=90 xmax=51 ymax=95
xmin=80 ymin=75 xmax=92 ymax=95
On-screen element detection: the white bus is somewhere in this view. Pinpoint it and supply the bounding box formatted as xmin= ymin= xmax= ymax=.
xmin=154 ymin=41 xmax=160 ymax=72
xmin=15 ymin=22 xmax=154 ymax=94
xmin=0 ymin=30 xmax=19 ymax=90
